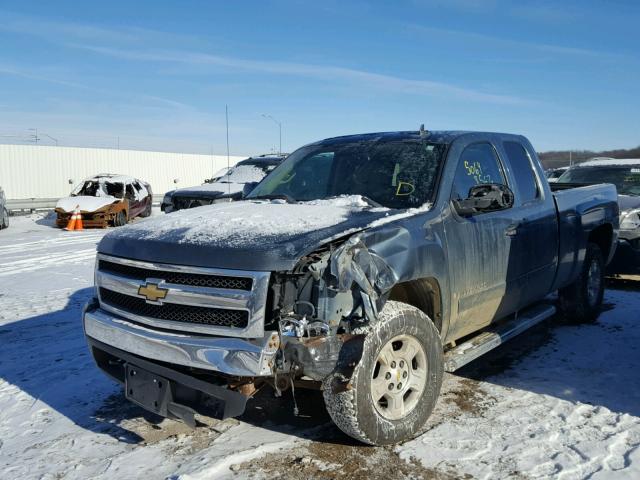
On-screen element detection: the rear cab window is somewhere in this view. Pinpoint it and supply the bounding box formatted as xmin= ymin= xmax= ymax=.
xmin=503 ymin=141 xmax=540 ymax=204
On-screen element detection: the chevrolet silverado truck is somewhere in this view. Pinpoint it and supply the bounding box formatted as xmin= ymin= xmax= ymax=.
xmin=84 ymin=130 xmax=619 ymax=445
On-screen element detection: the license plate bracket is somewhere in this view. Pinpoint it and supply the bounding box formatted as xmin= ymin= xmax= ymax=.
xmin=125 ymin=364 xmax=172 ymax=416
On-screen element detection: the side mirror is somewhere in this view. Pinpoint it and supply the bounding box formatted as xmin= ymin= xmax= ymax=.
xmin=454 ymin=183 xmax=514 ymax=216
xmin=242 ymin=182 xmax=259 ymax=198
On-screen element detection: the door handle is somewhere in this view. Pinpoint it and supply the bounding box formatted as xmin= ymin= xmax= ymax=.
xmin=505 ymin=225 xmax=519 ymax=237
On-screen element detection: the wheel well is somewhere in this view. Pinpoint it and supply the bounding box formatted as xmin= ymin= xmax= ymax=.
xmin=387 ymin=278 xmax=442 ymax=332
xmin=589 ymin=224 xmax=614 ymax=260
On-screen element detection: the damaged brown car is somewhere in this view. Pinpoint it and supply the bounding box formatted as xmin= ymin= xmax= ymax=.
xmin=55 ymin=174 xmax=153 ymax=228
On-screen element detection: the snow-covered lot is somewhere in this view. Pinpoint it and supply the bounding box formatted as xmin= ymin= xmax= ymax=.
xmin=1 ymin=213 xmax=639 ymax=479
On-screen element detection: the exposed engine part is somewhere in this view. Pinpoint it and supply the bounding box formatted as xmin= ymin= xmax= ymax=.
xmin=281 ymin=333 xmax=365 ymax=381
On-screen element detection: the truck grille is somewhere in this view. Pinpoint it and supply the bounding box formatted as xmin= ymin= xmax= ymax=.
xmin=98 ymin=259 xmax=253 ymax=290
xmin=95 ymin=254 xmax=270 ymax=338
xmin=99 ymin=288 xmax=249 ymax=328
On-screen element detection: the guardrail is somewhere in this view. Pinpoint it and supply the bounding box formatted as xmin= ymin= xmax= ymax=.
xmin=7 ymin=195 xmax=164 ymax=212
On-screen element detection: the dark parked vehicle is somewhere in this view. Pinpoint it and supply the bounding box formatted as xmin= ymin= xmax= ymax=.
xmin=55 ymin=174 xmax=153 ymax=228
xmin=84 ymin=130 xmax=618 ymax=445
xmin=557 ymin=158 xmax=640 ymax=274
xmin=161 ymin=155 xmax=286 ymax=212
xmin=545 ymin=166 xmax=568 ymax=183
xmin=0 ymin=185 xmax=8 ymax=230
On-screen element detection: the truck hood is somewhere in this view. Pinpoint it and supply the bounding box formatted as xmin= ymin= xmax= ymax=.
xmin=619 ymin=194 xmax=640 ymax=213
xmin=98 ymin=196 xmax=404 ymax=271
xmin=56 ymin=195 xmax=119 ymax=213
xmin=172 ymin=181 xmax=245 ymax=199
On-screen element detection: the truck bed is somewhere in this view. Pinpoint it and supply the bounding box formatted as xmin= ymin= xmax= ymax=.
xmin=551 ymin=183 xmax=618 ymax=291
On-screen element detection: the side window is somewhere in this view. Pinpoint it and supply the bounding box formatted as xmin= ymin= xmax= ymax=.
xmin=451 ymin=143 xmax=506 ymax=201
xmin=503 ymin=141 xmax=540 ymax=203
xmin=125 ymin=183 xmax=136 ymax=200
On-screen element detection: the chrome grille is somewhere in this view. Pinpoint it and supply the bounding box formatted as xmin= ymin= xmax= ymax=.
xmin=95 ymin=253 xmax=270 ymax=338
xmin=99 ymin=288 xmax=249 ymax=328
xmin=98 ymin=260 xmax=253 ymax=290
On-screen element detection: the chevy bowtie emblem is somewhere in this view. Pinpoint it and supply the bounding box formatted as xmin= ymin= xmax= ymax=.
xmin=138 ymin=282 xmax=168 ymax=302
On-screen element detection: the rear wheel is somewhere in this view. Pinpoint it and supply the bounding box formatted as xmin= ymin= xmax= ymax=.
xmin=140 ymin=202 xmax=152 ymax=217
xmin=323 ymin=301 xmax=443 ymax=445
xmin=558 ymin=242 xmax=605 ymax=323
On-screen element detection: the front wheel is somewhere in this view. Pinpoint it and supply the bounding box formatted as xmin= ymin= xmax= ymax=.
xmin=323 ymin=301 xmax=443 ymax=445
xmin=558 ymin=242 xmax=605 ymax=323
xmin=113 ymin=211 xmax=127 ymax=227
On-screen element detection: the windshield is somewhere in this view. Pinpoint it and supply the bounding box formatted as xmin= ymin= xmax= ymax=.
xmin=72 ymin=180 xmax=124 ymax=198
xmin=558 ymin=166 xmax=640 ymax=196
xmin=219 ymin=164 xmax=272 ymax=184
xmin=248 ymin=139 xmax=446 ymax=209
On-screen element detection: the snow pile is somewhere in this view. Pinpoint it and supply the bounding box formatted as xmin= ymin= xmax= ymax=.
xmin=111 ymin=196 xmax=381 ymax=246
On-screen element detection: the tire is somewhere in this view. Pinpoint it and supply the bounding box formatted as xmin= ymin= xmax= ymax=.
xmin=323 ymin=301 xmax=443 ymax=445
xmin=558 ymin=242 xmax=605 ymax=323
xmin=113 ymin=211 xmax=127 ymax=227
xmin=0 ymin=207 xmax=8 ymax=229
xmin=140 ymin=202 xmax=152 ymax=218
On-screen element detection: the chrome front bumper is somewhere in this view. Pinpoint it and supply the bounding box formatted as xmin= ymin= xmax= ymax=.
xmin=84 ymin=304 xmax=279 ymax=377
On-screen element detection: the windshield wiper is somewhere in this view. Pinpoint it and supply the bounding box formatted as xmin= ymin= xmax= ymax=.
xmin=250 ymin=194 xmax=296 ymax=203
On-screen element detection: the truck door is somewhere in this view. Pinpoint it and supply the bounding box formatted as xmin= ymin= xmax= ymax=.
xmin=499 ymin=140 xmax=558 ymax=309
xmin=125 ymin=182 xmax=141 ymax=217
xmin=443 ymin=141 xmax=521 ymax=339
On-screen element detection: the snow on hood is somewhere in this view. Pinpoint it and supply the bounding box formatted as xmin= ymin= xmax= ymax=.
xmin=175 ymin=181 xmax=246 ymax=197
xmin=619 ymin=194 xmax=640 ymax=213
xmin=111 ymin=195 xmax=381 ymax=247
xmin=98 ymin=195 xmax=434 ymax=271
xmin=579 ymin=158 xmax=640 ymax=167
xmin=56 ymin=196 xmax=119 ymax=213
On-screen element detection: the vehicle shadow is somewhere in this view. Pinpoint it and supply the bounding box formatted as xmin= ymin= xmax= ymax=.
xmin=0 ymin=287 xmax=149 ymax=443
xmin=0 ymin=287 xmax=349 ymax=445
xmin=453 ymin=279 xmax=640 ymax=418
xmin=2 ymin=282 xmax=636 ymax=448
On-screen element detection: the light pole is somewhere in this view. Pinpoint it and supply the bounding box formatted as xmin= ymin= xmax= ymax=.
xmin=261 ymin=114 xmax=282 ymax=155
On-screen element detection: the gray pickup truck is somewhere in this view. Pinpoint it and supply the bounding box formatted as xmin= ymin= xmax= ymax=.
xmin=84 ymin=130 xmax=618 ymax=445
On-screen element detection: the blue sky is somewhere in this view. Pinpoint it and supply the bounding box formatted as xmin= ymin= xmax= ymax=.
xmin=0 ymin=0 xmax=638 ymax=155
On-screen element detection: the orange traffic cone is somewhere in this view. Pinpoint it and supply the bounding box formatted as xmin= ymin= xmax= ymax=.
xmin=65 ymin=206 xmax=81 ymax=231
xmin=75 ymin=209 xmax=84 ymax=231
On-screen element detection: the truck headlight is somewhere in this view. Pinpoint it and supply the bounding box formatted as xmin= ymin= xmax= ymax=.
xmin=620 ymin=209 xmax=640 ymax=230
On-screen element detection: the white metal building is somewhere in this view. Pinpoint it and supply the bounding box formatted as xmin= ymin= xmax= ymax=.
xmin=0 ymin=144 xmax=244 ymax=200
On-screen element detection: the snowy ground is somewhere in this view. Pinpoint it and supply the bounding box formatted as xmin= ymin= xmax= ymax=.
xmin=0 ymin=212 xmax=639 ymax=479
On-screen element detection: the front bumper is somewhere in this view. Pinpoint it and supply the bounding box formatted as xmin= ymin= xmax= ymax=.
xmin=83 ymin=303 xmax=279 ymax=377
xmin=56 ymin=211 xmax=111 ymax=228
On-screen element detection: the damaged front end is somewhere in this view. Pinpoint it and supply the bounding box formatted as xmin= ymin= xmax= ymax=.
xmin=270 ymin=235 xmax=397 ymax=390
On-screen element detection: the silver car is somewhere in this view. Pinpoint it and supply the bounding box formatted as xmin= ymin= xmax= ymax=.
xmin=0 ymin=186 xmax=8 ymax=229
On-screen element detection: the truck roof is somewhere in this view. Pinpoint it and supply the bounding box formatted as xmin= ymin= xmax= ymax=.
xmin=309 ymin=130 xmax=519 ymax=146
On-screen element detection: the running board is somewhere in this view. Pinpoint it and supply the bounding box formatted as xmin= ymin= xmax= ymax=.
xmin=443 ymin=303 xmax=556 ymax=372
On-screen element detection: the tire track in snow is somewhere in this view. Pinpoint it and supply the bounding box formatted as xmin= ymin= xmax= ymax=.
xmin=0 ymin=249 xmax=97 ymax=276
xmin=0 ymin=234 xmax=105 ymax=254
